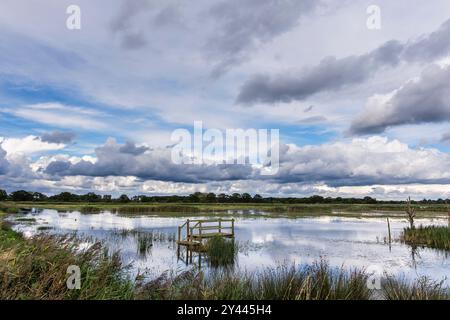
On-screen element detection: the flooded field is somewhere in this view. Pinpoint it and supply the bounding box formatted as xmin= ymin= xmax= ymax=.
xmin=8 ymin=209 xmax=449 ymax=284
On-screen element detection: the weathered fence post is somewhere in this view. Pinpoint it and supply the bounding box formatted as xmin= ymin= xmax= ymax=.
xmin=186 ymin=219 xmax=190 ymax=241
xmin=387 ymin=217 xmax=392 ymax=251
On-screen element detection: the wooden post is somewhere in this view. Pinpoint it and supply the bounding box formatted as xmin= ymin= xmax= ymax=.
xmin=186 ymin=219 xmax=190 ymax=242
xmin=218 ymin=218 xmax=222 ymax=234
xmin=387 ymin=217 xmax=392 ymax=251
xmin=199 ymin=221 xmax=202 ymax=239
xmin=231 ymin=219 xmax=235 ymax=237
xmin=178 ymin=226 xmax=181 ymax=242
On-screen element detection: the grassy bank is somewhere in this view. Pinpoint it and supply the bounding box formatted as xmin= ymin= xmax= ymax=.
xmin=3 ymin=201 xmax=449 ymax=219
xmin=0 ymin=220 xmax=134 ymax=300
xmin=401 ymin=225 xmax=450 ymax=251
xmin=0 ymin=221 xmax=448 ymax=300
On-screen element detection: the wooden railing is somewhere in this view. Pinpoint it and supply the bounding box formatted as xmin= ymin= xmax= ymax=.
xmin=178 ymin=218 xmax=235 ymax=243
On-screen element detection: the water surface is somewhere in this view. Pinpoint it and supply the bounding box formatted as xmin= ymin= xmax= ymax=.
xmin=9 ymin=209 xmax=449 ymax=284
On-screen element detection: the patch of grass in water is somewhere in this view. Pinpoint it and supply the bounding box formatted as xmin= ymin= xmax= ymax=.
xmin=401 ymin=225 xmax=450 ymax=251
xmin=136 ymin=233 xmax=153 ymax=257
xmin=205 ymin=236 xmax=237 ymax=267
xmin=15 ymin=217 xmax=37 ymax=223
xmin=80 ymin=206 xmax=102 ymax=214
xmin=37 ymin=226 xmax=54 ymax=231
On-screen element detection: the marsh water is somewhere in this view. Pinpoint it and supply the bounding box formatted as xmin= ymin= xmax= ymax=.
xmin=8 ymin=209 xmax=449 ymax=284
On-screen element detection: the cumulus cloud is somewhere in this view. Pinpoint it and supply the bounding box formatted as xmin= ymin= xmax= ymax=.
xmin=44 ymin=138 xmax=254 ymax=183
xmin=0 ymin=135 xmax=66 ymax=156
xmin=237 ymin=19 xmax=450 ymax=104
xmin=0 ymin=145 xmax=9 ymax=175
xmin=272 ymin=136 xmax=450 ymax=186
xmin=40 ymin=131 xmax=76 ymax=144
xmin=119 ymin=141 xmax=150 ymax=155
xmin=349 ymin=65 xmax=450 ymax=135
xmin=41 ymin=136 xmax=450 ymax=187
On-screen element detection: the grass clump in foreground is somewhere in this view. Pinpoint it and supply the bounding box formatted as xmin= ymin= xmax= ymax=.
xmin=0 ymin=220 xmax=134 ymax=300
xmin=401 ymin=225 xmax=450 ymax=251
xmin=383 ymin=276 xmax=449 ymax=300
xmin=135 ymin=262 xmax=372 ymax=300
xmin=205 ymin=236 xmax=237 ymax=267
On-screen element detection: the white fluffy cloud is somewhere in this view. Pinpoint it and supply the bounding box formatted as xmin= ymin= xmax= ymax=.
xmin=275 ymin=136 xmax=450 ymax=186
xmin=0 ymin=135 xmax=66 ymax=156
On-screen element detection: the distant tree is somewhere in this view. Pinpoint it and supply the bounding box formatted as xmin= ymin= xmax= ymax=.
xmin=230 ymin=193 xmax=242 ymax=203
xmin=118 ymin=194 xmax=130 ymax=203
xmin=217 ymin=193 xmax=228 ymax=203
xmin=103 ymin=195 xmax=112 ymax=202
xmin=206 ymin=193 xmax=217 ymax=203
xmin=51 ymin=192 xmax=79 ymax=202
xmin=0 ymin=189 xmax=7 ymax=201
xmin=32 ymin=192 xmax=48 ymax=201
xmin=242 ymin=193 xmax=252 ymax=202
xmin=253 ymin=194 xmax=263 ymax=202
xmin=82 ymin=192 xmax=102 ymax=202
xmin=11 ymin=190 xmax=34 ymax=202
xmin=363 ymin=196 xmax=377 ymax=204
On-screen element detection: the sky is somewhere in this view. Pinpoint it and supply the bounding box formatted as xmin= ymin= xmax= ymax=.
xmin=1 ymin=0 xmax=450 ymax=200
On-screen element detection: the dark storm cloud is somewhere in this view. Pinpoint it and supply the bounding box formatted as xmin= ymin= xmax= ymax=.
xmin=40 ymin=131 xmax=76 ymax=144
xmin=349 ymin=65 xmax=450 ymax=135
xmin=237 ymin=19 xmax=450 ymax=105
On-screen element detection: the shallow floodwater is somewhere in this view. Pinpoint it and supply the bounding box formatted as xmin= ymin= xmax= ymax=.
xmin=8 ymin=209 xmax=449 ymax=284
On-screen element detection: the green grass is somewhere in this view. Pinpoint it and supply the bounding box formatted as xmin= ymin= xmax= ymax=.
xmin=136 ymin=233 xmax=153 ymax=257
xmin=14 ymin=217 xmax=36 ymax=223
xmin=383 ymin=276 xmax=449 ymax=300
xmin=0 ymin=220 xmax=134 ymax=300
xmin=401 ymin=225 xmax=450 ymax=251
xmin=205 ymin=236 xmax=238 ymax=267
xmin=4 ymin=201 xmax=449 ymax=219
xmin=0 ymin=202 xmax=19 ymax=214
xmin=135 ymin=262 xmax=449 ymax=300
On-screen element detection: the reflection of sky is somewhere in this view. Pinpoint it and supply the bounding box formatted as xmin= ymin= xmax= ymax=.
xmin=9 ymin=211 xmax=449 ymax=284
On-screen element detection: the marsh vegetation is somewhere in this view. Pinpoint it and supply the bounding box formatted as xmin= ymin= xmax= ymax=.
xmin=401 ymin=226 xmax=450 ymax=251
xmin=1 ymin=221 xmax=447 ymax=300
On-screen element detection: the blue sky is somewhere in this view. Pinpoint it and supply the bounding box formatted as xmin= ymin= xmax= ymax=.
xmin=1 ymin=0 xmax=450 ymax=199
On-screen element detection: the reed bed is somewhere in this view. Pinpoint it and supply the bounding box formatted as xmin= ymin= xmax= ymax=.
xmin=204 ymin=236 xmax=238 ymax=267
xmin=0 ymin=221 xmax=134 ymax=300
xmin=383 ymin=276 xmax=449 ymax=300
xmin=401 ymin=225 xmax=450 ymax=251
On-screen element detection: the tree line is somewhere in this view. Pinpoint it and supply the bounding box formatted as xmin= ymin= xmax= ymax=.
xmin=0 ymin=189 xmax=449 ymax=205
